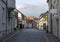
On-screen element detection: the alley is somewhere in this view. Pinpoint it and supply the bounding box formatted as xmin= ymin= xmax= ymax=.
xmin=4 ymin=28 xmax=48 ymax=42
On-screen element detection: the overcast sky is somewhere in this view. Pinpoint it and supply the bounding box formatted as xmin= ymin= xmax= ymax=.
xmin=16 ymin=0 xmax=48 ymax=17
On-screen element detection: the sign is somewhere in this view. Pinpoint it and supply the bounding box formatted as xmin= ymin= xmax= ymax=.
xmin=22 ymin=21 xmax=25 ymax=24
xmin=50 ymin=9 xmax=57 ymax=14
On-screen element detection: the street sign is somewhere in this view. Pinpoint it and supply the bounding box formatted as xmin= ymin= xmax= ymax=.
xmin=50 ymin=9 xmax=57 ymax=14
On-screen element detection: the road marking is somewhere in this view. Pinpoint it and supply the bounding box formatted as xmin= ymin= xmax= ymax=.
xmin=3 ymin=31 xmax=17 ymax=42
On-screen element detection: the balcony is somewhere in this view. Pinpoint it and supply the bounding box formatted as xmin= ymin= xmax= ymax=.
xmin=7 ymin=0 xmax=15 ymax=10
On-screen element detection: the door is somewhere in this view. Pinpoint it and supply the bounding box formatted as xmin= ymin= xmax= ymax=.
xmin=28 ymin=23 xmax=32 ymax=28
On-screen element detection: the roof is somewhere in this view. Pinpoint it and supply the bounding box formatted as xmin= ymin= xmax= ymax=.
xmin=26 ymin=16 xmax=34 ymax=20
xmin=14 ymin=9 xmax=25 ymax=17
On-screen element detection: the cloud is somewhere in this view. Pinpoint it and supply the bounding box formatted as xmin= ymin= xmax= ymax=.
xmin=16 ymin=1 xmax=48 ymax=17
xmin=17 ymin=3 xmax=26 ymax=9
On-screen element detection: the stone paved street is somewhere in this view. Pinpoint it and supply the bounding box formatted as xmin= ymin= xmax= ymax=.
xmin=4 ymin=28 xmax=48 ymax=42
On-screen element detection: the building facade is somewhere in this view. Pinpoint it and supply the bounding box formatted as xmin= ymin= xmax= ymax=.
xmin=26 ymin=16 xmax=34 ymax=28
xmin=0 ymin=0 xmax=17 ymax=38
xmin=33 ymin=18 xmax=39 ymax=29
xmin=38 ymin=17 xmax=48 ymax=30
xmin=0 ymin=0 xmax=6 ymax=38
xmin=47 ymin=0 xmax=60 ymax=39
xmin=17 ymin=10 xmax=26 ymax=29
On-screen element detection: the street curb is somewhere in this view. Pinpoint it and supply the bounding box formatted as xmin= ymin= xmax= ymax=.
xmin=0 ymin=31 xmax=16 ymax=42
xmin=3 ymin=29 xmax=23 ymax=42
xmin=46 ymin=32 xmax=60 ymax=42
xmin=3 ymin=31 xmax=17 ymax=42
xmin=42 ymin=31 xmax=49 ymax=42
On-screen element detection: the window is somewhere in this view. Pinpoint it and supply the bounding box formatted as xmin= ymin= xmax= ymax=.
xmin=53 ymin=0 xmax=56 ymax=4
xmin=2 ymin=7 xmax=5 ymax=11
xmin=52 ymin=5 xmax=54 ymax=9
xmin=50 ymin=5 xmax=52 ymax=9
xmin=57 ymin=0 xmax=59 ymax=6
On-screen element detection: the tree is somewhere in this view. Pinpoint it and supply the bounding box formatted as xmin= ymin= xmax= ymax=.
xmin=40 ymin=12 xmax=48 ymax=21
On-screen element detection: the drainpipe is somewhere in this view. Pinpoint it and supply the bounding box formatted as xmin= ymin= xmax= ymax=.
xmin=56 ymin=0 xmax=59 ymax=38
xmin=50 ymin=0 xmax=53 ymax=34
xmin=6 ymin=0 xmax=8 ymax=36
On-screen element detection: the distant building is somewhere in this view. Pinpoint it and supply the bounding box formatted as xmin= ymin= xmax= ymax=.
xmin=38 ymin=12 xmax=48 ymax=30
xmin=15 ymin=9 xmax=26 ymax=29
xmin=26 ymin=16 xmax=34 ymax=28
xmin=33 ymin=18 xmax=39 ymax=28
xmin=38 ymin=17 xmax=47 ymax=29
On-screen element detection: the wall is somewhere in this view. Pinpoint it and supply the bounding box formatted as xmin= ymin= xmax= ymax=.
xmin=58 ymin=0 xmax=60 ymax=39
xmin=47 ymin=0 xmax=60 ymax=39
xmin=0 ymin=0 xmax=17 ymax=38
xmin=8 ymin=0 xmax=15 ymax=8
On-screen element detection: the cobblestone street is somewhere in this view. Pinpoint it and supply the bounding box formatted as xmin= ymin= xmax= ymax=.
xmin=4 ymin=28 xmax=48 ymax=42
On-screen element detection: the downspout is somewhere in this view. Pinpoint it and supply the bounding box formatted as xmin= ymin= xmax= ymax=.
xmin=6 ymin=0 xmax=8 ymax=36
xmin=57 ymin=0 xmax=59 ymax=38
xmin=50 ymin=0 xmax=53 ymax=34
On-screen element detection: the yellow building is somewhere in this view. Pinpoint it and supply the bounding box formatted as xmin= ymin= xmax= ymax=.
xmin=38 ymin=16 xmax=48 ymax=29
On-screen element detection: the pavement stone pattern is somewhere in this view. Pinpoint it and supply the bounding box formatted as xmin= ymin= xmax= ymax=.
xmin=5 ymin=28 xmax=48 ymax=42
xmin=0 ymin=31 xmax=16 ymax=42
xmin=45 ymin=32 xmax=60 ymax=42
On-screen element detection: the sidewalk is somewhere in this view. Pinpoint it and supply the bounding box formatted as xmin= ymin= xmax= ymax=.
xmin=0 ymin=31 xmax=16 ymax=42
xmin=45 ymin=32 xmax=60 ymax=42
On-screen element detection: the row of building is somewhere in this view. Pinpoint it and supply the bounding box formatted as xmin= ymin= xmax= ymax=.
xmin=0 ymin=0 xmax=47 ymax=39
xmin=14 ymin=9 xmax=39 ymax=29
xmin=0 ymin=0 xmax=18 ymax=38
xmin=12 ymin=9 xmax=40 ymax=30
xmin=0 ymin=0 xmax=29 ymax=39
xmin=47 ymin=0 xmax=60 ymax=39
xmin=18 ymin=15 xmax=40 ymax=29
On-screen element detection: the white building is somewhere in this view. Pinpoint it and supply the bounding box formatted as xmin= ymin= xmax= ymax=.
xmin=17 ymin=10 xmax=26 ymax=28
xmin=0 ymin=0 xmax=6 ymax=37
xmin=47 ymin=0 xmax=60 ymax=39
xmin=0 ymin=0 xmax=17 ymax=38
xmin=57 ymin=0 xmax=60 ymax=39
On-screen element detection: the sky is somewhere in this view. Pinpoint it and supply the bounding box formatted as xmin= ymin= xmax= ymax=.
xmin=16 ymin=0 xmax=48 ymax=17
